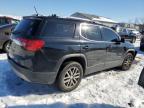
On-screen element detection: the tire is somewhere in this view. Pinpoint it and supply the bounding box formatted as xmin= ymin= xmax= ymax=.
xmin=57 ymin=61 xmax=83 ymax=92
xmin=121 ymin=53 xmax=134 ymax=71
xmin=3 ymin=41 xmax=11 ymax=53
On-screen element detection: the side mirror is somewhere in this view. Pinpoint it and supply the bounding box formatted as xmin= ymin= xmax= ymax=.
xmin=111 ymin=39 xmax=121 ymax=44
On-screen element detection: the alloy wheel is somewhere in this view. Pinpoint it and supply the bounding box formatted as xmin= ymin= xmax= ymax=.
xmin=123 ymin=54 xmax=133 ymax=70
xmin=63 ymin=67 xmax=81 ymax=88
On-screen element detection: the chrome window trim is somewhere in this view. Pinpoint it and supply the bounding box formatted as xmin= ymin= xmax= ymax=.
xmin=79 ymin=23 xmax=121 ymax=42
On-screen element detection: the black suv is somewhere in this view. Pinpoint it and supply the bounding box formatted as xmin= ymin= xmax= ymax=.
xmin=8 ymin=15 xmax=137 ymax=92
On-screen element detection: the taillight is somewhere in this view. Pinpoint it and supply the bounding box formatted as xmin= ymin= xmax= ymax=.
xmin=13 ymin=37 xmax=45 ymax=52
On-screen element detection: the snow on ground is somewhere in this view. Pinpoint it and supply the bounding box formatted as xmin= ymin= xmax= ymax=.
xmin=0 ymin=40 xmax=144 ymax=108
xmin=0 ymin=54 xmax=7 ymax=60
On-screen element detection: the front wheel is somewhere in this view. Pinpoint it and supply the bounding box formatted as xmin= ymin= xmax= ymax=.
xmin=121 ymin=53 xmax=134 ymax=70
xmin=57 ymin=61 xmax=83 ymax=92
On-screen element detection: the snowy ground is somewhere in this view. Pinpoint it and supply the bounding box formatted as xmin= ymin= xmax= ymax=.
xmin=0 ymin=40 xmax=144 ymax=108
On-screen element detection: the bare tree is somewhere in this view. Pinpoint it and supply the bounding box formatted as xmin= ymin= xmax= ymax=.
xmin=134 ymin=18 xmax=140 ymax=25
xmin=140 ymin=18 xmax=144 ymax=24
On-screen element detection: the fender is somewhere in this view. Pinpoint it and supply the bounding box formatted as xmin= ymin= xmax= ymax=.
xmin=55 ymin=53 xmax=87 ymax=73
xmin=126 ymin=49 xmax=136 ymax=53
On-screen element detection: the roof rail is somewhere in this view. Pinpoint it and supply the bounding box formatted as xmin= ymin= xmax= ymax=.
xmin=67 ymin=16 xmax=103 ymax=25
xmin=67 ymin=16 xmax=91 ymax=21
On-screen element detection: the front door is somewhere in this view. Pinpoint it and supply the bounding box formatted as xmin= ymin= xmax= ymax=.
xmin=80 ymin=23 xmax=106 ymax=74
xmin=101 ymin=27 xmax=125 ymax=68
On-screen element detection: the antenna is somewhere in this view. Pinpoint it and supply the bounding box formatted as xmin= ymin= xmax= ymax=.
xmin=34 ymin=6 xmax=39 ymax=16
xmin=33 ymin=0 xmax=39 ymax=16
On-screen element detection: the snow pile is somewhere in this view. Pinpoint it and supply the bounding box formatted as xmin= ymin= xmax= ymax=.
xmin=92 ymin=17 xmax=117 ymax=23
xmin=0 ymin=54 xmax=7 ymax=60
xmin=0 ymin=40 xmax=143 ymax=108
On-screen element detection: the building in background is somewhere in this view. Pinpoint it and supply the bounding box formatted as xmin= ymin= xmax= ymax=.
xmin=70 ymin=12 xmax=118 ymax=27
xmin=118 ymin=23 xmax=140 ymax=30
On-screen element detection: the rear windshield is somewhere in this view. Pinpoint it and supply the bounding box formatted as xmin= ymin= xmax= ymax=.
xmin=41 ymin=20 xmax=75 ymax=38
xmin=13 ymin=19 xmax=41 ymax=37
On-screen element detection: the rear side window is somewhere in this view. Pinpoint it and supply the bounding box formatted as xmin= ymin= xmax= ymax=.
xmin=13 ymin=19 xmax=41 ymax=37
xmin=81 ymin=24 xmax=101 ymax=41
xmin=41 ymin=21 xmax=75 ymax=38
xmin=101 ymin=27 xmax=119 ymax=41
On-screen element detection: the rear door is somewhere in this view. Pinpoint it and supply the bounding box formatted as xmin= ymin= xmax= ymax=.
xmin=80 ymin=23 xmax=106 ymax=74
xmin=101 ymin=27 xmax=125 ymax=68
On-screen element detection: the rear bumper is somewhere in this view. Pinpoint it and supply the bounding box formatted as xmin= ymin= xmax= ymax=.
xmin=8 ymin=57 xmax=57 ymax=84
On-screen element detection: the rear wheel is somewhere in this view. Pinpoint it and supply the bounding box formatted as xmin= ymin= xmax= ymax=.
xmin=121 ymin=53 xmax=134 ymax=70
xmin=57 ymin=61 xmax=83 ymax=92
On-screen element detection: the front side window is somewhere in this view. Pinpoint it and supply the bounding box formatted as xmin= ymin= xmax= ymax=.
xmin=101 ymin=27 xmax=119 ymax=41
xmin=81 ymin=24 xmax=101 ymax=41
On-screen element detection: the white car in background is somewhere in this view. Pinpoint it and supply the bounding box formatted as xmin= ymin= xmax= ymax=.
xmin=129 ymin=29 xmax=142 ymax=39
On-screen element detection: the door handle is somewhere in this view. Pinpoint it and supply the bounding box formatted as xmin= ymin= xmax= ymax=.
xmin=83 ymin=46 xmax=89 ymax=50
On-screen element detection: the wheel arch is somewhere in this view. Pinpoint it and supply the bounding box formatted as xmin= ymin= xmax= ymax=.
xmin=126 ymin=49 xmax=137 ymax=58
xmin=56 ymin=54 xmax=87 ymax=79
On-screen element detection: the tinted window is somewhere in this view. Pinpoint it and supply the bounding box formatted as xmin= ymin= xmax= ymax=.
xmin=81 ymin=24 xmax=101 ymax=41
xmin=42 ymin=21 xmax=75 ymax=38
xmin=13 ymin=19 xmax=41 ymax=37
xmin=0 ymin=18 xmax=9 ymax=26
xmin=101 ymin=27 xmax=119 ymax=41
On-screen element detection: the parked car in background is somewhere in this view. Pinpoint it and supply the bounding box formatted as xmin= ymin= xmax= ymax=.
xmin=118 ymin=28 xmax=137 ymax=43
xmin=0 ymin=16 xmax=19 ymax=26
xmin=8 ymin=15 xmax=137 ymax=92
xmin=129 ymin=29 xmax=142 ymax=39
xmin=0 ymin=16 xmax=19 ymax=52
xmin=0 ymin=24 xmax=16 ymax=52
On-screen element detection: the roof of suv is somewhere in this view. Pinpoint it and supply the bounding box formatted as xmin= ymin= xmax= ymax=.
xmin=23 ymin=15 xmax=107 ymax=27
